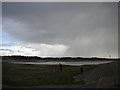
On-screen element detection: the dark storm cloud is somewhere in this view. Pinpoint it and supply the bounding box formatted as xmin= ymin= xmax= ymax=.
xmin=2 ymin=2 xmax=118 ymax=57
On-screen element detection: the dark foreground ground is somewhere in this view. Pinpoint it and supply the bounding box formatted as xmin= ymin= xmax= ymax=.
xmin=2 ymin=60 xmax=119 ymax=89
xmin=74 ymin=60 xmax=119 ymax=88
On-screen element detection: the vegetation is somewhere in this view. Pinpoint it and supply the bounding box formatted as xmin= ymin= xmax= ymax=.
xmin=2 ymin=63 xmax=98 ymax=87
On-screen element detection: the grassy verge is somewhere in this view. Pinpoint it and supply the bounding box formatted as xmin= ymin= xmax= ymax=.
xmin=3 ymin=63 xmax=98 ymax=87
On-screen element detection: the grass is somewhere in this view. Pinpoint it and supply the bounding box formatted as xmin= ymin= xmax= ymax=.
xmin=2 ymin=62 xmax=98 ymax=87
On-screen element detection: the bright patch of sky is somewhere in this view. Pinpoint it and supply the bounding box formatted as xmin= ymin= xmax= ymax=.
xmin=0 ymin=45 xmax=39 ymax=56
xmin=0 ymin=42 xmax=69 ymax=57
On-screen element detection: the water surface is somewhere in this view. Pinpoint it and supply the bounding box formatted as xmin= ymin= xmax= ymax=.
xmin=1 ymin=60 xmax=112 ymax=66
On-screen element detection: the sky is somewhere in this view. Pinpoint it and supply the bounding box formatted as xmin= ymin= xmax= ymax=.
xmin=1 ymin=2 xmax=118 ymax=58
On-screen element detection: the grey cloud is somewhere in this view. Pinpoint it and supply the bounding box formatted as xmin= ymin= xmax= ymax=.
xmin=2 ymin=2 xmax=118 ymax=57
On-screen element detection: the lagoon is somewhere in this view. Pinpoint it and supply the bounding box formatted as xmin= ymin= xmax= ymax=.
xmin=1 ymin=60 xmax=112 ymax=66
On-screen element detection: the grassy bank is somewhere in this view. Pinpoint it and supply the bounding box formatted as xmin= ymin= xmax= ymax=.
xmin=3 ymin=63 xmax=98 ymax=87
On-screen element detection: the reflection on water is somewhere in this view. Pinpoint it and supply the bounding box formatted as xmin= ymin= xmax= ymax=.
xmin=1 ymin=60 xmax=112 ymax=66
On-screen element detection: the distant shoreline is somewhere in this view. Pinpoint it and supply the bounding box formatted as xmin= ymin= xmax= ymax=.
xmin=1 ymin=55 xmax=118 ymax=61
xmin=1 ymin=59 xmax=113 ymax=66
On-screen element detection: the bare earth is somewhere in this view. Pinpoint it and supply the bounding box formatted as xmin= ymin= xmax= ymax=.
xmin=74 ymin=60 xmax=119 ymax=88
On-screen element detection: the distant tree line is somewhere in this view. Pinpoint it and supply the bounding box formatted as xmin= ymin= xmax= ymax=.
xmin=0 ymin=55 xmax=115 ymax=61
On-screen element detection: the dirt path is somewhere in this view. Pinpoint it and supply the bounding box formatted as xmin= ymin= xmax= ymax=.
xmin=74 ymin=60 xmax=119 ymax=88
